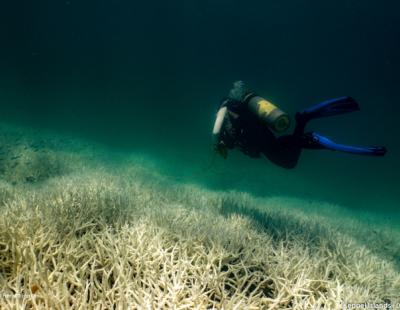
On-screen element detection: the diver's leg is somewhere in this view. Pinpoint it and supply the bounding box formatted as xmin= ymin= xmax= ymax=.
xmin=260 ymin=113 xmax=308 ymax=169
xmin=297 ymin=96 xmax=360 ymax=122
xmin=302 ymin=132 xmax=387 ymax=156
xmin=262 ymin=135 xmax=302 ymax=169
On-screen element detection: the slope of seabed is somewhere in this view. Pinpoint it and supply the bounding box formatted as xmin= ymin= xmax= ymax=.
xmin=0 ymin=123 xmax=399 ymax=309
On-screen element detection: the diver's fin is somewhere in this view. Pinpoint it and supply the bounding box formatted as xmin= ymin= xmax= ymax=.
xmin=302 ymin=132 xmax=387 ymax=156
xmin=298 ymin=96 xmax=360 ymax=121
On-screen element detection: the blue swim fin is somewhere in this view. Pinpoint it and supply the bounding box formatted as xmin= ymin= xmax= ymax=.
xmin=298 ymin=96 xmax=360 ymax=121
xmin=303 ymin=132 xmax=387 ymax=156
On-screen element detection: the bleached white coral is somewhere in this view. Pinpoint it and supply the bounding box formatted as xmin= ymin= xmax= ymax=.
xmin=0 ymin=123 xmax=398 ymax=309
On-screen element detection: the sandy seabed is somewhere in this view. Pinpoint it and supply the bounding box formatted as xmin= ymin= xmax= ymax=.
xmin=0 ymin=123 xmax=399 ymax=309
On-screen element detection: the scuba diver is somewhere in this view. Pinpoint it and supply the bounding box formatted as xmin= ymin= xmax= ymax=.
xmin=212 ymin=81 xmax=387 ymax=169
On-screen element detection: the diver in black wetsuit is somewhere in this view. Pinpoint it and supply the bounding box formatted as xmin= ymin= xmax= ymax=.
xmin=212 ymin=81 xmax=387 ymax=169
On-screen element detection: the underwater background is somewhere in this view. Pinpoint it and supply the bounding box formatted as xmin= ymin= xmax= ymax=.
xmin=1 ymin=0 xmax=399 ymax=211
xmin=1 ymin=1 xmax=400 ymax=308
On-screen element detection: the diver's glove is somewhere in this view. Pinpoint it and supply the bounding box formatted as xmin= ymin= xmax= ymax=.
xmin=214 ymin=141 xmax=228 ymax=159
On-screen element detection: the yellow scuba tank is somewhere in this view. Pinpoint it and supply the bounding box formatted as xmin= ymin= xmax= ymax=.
xmin=245 ymin=94 xmax=290 ymax=133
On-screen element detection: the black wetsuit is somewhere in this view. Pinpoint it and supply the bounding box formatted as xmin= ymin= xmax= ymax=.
xmin=219 ymin=97 xmax=308 ymax=169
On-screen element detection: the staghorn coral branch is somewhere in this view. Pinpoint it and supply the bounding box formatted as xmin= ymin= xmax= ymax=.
xmin=0 ymin=123 xmax=399 ymax=309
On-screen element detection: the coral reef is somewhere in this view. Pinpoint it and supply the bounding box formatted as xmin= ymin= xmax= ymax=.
xmin=0 ymin=123 xmax=399 ymax=309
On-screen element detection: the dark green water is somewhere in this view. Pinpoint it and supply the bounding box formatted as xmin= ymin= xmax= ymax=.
xmin=1 ymin=0 xmax=399 ymax=212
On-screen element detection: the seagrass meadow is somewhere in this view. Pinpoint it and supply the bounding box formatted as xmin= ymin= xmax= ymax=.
xmin=0 ymin=123 xmax=399 ymax=309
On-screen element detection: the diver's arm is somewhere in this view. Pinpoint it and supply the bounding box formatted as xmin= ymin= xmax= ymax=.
xmin=212 ymin=106 xmax=227 ymax=136
xmin=212 ymin=106 xmax=229 ymax=158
